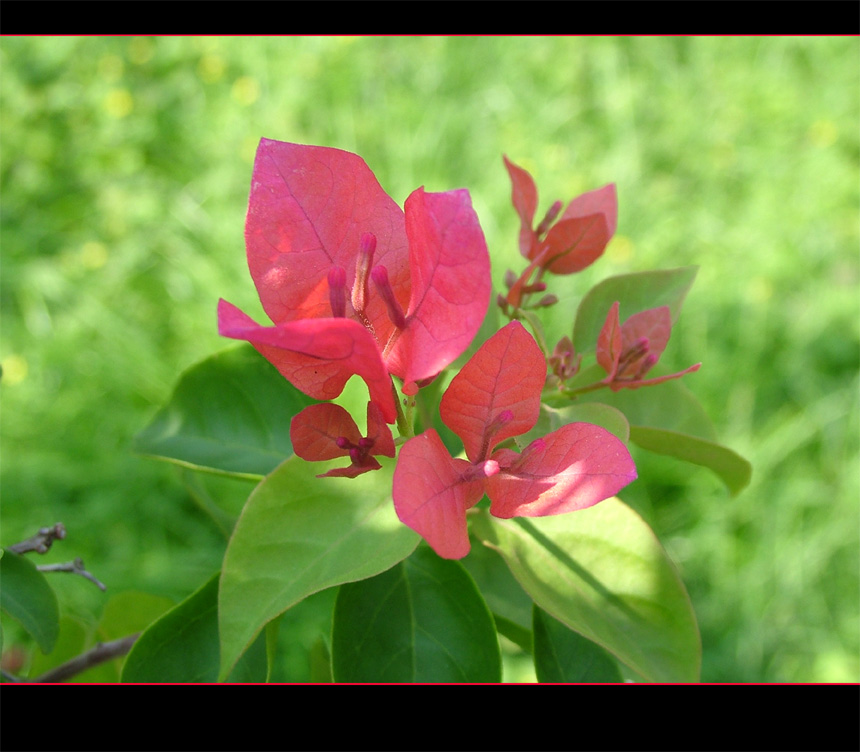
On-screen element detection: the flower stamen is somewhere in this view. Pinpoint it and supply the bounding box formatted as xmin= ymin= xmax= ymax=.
xmin=371 ymin=265 xmax=408 ymax=330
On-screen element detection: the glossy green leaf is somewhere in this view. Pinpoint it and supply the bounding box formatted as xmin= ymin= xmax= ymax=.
xmin=218 ymin=454 xmax=419 ymax=680
xmin=122 ymin=573 xmax=266 ymax=683
xmin=331 ymin=546 xmax=501 ymax=682
xmin=0 ymin=551 xmax=59 ymax=654
xmin=533 ymin=605 xmax=623 ymax=683
xmin=573 ymin=266 xmax=698 ymax=354
xmin=471 ymin=498 xmax=701 ymax=682
xmin=629 ymin=426 xmax=752 ymax=496
xmin=133 ymin=343 xmax=316 ymax=478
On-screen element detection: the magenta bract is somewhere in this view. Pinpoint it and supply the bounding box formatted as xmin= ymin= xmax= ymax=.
xmin=394 ymin=321 xmax=638 ymax=559
xmin=219 ymin=139 xmax=491 ymax=422
xmin=597 ymin=301 xmax=701 ymax=391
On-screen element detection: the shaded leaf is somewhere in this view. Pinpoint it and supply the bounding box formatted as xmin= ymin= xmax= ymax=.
xmin=578 ymin=377 xmax=717 ymax=441
xmin=0 ymin=551 xmax=59 ymax=654
xmin=122 ymin=573 xmax=266 ymax=683
xmin=576 ymin=380 xmax=751 ymax=494
xmin=331 ymin=546 xmax=501 ymax=682
xmin=533 ymin=605 xmax=623 ymax=683
xmin=134 ymin=343 xmax=316 ymax=478
xmin=629 ymin=426 xmax=752 ymax=496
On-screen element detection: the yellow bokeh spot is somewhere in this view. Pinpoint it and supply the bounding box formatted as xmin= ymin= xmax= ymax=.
xmin=198 ymin=54 xmax=226 ymax=84
xmin=807 ymin=119 xmax=838 ymax=148
xmin=1 ymin=355 xmax=29 ymax=386
xmin=80 ymin=241 xmax=109 ymax=270
xmin=128 ymin=37 xmax=155 ymax=65
xmin=607 ymin=235 xmax=634 ymax=264
xmin=98 ymin=54 xmax=124 ymax=82
xmin=104 ymin=88 xmax=134 ymax=119
xmin=232 ymin=76 xmax=260 ymax=106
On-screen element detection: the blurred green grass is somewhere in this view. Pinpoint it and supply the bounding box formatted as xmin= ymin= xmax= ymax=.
xmin=1 ymin=36 xmax=857 ymax=682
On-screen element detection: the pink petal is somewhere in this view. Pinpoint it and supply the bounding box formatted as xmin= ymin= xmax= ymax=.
xmin=539 ymin=184 xmax=617 ymax=274
xmin=244 ymin=139 xmax=409 ymax=336
xmin=621 ymin=306 xmax=672 ymax=362
xmin=290 ymin=403 xmax=362 ymax=462
xmin=385 ymin=188 xmax=491 ymax=395
xmin=365 ymin=401 xmax=396 ymax=458
xmin=487 ymin=422 xmax=637 ymax=519
xmin=218 ymin=299 xmax=397 ymax=423
xmin=503 ymin=155 xmax=539 ymax=258
xmin=596 ymin=301 xmax=623 ymax=381
xmin=318 ymin=457 xmax=383 ymax=479
xmin=440 ymin=321 xmax=545 ymax=463
xmin=607 ymin=362 xmax=702 ymax=391
xmin=392 ymin=430 xmax=485 ymax=560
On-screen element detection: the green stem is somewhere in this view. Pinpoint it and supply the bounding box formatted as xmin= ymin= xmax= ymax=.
xmin=560 ymin=380 xmax=609 ymax=398
xmin=392 ymin=378 xmax=414 ymax=439
xmin=518 ymin=309 xmax=551 ymax=359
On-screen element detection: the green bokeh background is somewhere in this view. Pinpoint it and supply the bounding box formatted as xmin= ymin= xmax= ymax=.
xmin=1 ymin=36 xmax=857 ymax=682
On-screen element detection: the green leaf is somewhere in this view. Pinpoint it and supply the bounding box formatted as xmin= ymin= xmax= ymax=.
xmin=629 ymin=426 xmax=752 ymax=496
xmin=533 ymin=605 xmax=623 ymax=683
xmin=573 ymin=266 xmax=699 ymax=354
xmin=218 ymin=454 xmax=419 ymax=680
xmin=471 ymin=498 xmax=701 ymax=682
xmin=577 ymin=380 xmax=752 ymax=494
xmin=133 ymin=343 xmax=316 ymax=479
xmin=578 ymin=378 xmax=717 ymax=441
xmin=460 ymin=539 xmax=535 ymax=641
xmin=27 ymin=614 xmax=90 ymax=681
xmin=331 ymin=546 xmax=502 ymax=682
xmin=0 ymin=551 xmax=59 ymax=654
xmin=309 ymin=637 xmax=333 ymax=683
xmin=121 ymin=573 xmax=266 ymax=683
xmin=519 ymin=401 xmax=631 ymax=449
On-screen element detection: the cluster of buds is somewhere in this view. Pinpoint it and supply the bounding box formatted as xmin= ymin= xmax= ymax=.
xmin=549 ymin=336 xmax=582 ymax=387
xmin=496 ymin=267 xmax=558 ymax=315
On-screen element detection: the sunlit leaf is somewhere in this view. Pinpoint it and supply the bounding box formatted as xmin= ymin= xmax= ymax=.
xmin=471 ymin=498 xmax=701 ymax=682
xmin=218 ymin=455 xmax=419 ymax=680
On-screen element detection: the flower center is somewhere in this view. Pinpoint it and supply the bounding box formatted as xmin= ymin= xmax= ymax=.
xmin=327 ymin=232 xmax=408 ymax=338
xmin=336 ymin=435 xmax=376 ymax=466
xmin=616 ymin=337 xmax=657 ymax=380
